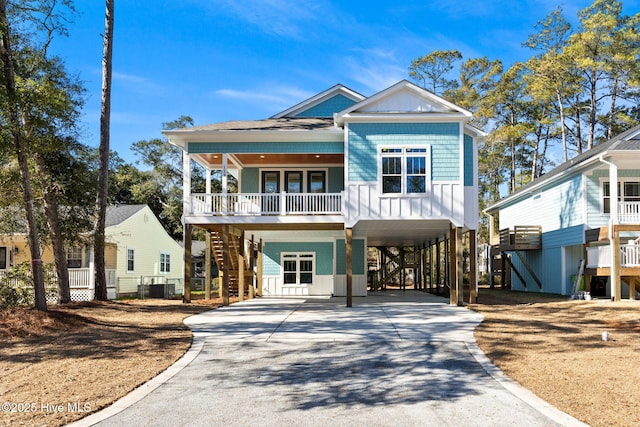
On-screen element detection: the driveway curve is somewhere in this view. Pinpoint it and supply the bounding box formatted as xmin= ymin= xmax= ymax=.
xmin=73 ymin=291 xmax=587 ymax=427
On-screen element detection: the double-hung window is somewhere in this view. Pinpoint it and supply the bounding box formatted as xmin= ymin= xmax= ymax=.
xmin=127 ymin=248 xmax=135 ymax=272
xmin=160 ymin=253 xmax=171 ymax=273
xmin=381 ymin=147 xmax=429 ymax=194
xmin=66 ymin=246 xmax=83 ymax=269
xmin=602 ymin=180 xmax=640 ymax=213
xmin=282 ymin=253 xmax=314 ymax=285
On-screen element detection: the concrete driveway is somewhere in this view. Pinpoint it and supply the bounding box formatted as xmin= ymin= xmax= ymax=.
xmin=73 ymin=291 xmax=586 ymax=427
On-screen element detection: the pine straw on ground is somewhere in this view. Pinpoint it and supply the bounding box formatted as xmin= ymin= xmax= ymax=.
xmin=0 ymin=297 xmax=237 ymax=427
xmin=470 ymin=287 xmax=640 ymax=427
xmin=1 ymin=291 xmax=638 ymax=427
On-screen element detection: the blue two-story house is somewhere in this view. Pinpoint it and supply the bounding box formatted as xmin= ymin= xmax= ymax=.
xmin=485 ymin=124 xmax=640 ymax=301
xmin=163 ymin=80 xmax=483 ymax=305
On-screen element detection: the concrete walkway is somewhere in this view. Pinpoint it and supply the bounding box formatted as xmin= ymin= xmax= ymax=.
xmin=72 ymin=291 xmax=587 ymax=427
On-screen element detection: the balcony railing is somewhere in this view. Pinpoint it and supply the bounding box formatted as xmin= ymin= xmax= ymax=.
xmin=587 ymin=242 xmax=640 ymax=268
xmin=190 ymin=192 xmax=343 ymax=216
xmin=618 ymin=202 xmax=640 ymax=224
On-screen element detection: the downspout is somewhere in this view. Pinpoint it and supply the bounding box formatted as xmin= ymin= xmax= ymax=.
xmin=598 ymin=156 xmax=619 ymax=301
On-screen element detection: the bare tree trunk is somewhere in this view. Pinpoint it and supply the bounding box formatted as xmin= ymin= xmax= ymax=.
xmin=608 ymin=77 xmax=619 ymax=140
xmin=94 ymin=0 xmax=114 ymax=301
xmin=0 ymin=0 xmax=47 ymax=310
xmin=574 ymin=94 xmax=583 ymax=155
xmin=41 ymin=169 xmax=71 ymax=304
xmin=556 ymin=90 xmax=568 ymax=162
xmin=588 ymin=70 xmax=597 ymax=150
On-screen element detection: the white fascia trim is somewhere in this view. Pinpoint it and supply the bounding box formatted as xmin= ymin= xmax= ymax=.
xmin=336 ymin=80 xmax=472 ymax=123
xmin=164 ymin=129 xmax=344 ymax=145
xmin=464 ymin=124 xmax=487 ymax=138
xmin=339 ymin=113 xmax=469 ymax=123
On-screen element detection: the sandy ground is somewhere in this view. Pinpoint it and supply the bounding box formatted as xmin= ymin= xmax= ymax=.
xmin=0 ymin=289 xmax=638 ymax=427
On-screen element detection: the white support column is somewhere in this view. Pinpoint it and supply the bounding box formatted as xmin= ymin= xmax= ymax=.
xmin=205 ymin=168 xmax=211 ymax=194
xmin=183 ymin=150 xmax=192 ymax=214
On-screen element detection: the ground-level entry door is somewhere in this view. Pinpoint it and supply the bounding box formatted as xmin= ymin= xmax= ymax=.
xmin=261 ymin=171 xmax=280 ymax=213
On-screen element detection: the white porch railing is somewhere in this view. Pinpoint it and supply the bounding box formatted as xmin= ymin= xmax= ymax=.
xmin=586 ymin=243 xmax=640 ymax=268
xmin=68 ymin=268 xmax=117 ymax=288
xmin=618 ymin=202 xmax=640 ymax=224
xmin=190 ymin=192 xmax=343 ymax=216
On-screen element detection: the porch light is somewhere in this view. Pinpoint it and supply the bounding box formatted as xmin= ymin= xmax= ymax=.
xmin=315 ymin=155 xmax=320 ymax=158
xmin=260 ymin=155 xmax=265 ymax=159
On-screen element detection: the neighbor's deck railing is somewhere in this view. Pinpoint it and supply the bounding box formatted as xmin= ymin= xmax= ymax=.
xmin=586 ymin=243 xmax=640 ymax=268
xmin=190 ymin=192 xmax=343 ymax=216
xmin=618 ymin=202 xmax=640 ymax=224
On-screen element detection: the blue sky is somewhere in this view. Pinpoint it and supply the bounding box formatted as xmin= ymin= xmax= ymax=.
xmin=49 ymin=0 xmax=639 ymax=163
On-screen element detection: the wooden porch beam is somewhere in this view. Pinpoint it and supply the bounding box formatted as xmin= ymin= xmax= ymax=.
xmin=257 ymin=239 xmax=263 ymax=297
xmin=222 ymin=224 xmax=230 ymax=306
xmin=346 ymin=227 xmax=353 ymax=308
xmin=205 ymin=229 xmax=212 ymax=300
xmin=469 ymin=230 xmax=477 ymax=304
xmin=183 ymin=223 xmax=192 ymax=303
xmin=238 ymin=231 xmax=245 ymax=302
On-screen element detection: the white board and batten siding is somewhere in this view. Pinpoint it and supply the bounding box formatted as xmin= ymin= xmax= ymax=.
xmin=261 ymin=275 xmax=336 ymax=297
xmin=345 ymin=182 xmax=465 ymax=226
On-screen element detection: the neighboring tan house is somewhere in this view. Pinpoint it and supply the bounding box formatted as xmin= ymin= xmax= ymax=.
xmin=485 ymin=124 xmax=640 ymax=301
xmin=0 ymin=205 xmax=184 ymax=301
xmin=163 ymin=80 xmax=484 ymax=304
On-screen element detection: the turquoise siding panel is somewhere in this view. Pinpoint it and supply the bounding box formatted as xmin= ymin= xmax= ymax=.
xmin=294 ymin=94 xmax=357 ymax=118
xmin=328 ymin=167 xmax=344 ymax=192
xmin=347 ymin=123 xmax=460 ymax=182
xmin=263 ymin=242 xmax=334 ymax=276
xmin=335 ymin=239 xmax=365 ymax=275
xmin=241 ymin=168 xmax=259 ymax=192
xmin=464 ymin=134 xmax=473 ymax=187
xmin=509 ymin=229 xmax=584 ymax=295
xmin=500 ymin=174 xmax=583 ymax=233
xmin=189 ymin=141 xmax=343 ymax=154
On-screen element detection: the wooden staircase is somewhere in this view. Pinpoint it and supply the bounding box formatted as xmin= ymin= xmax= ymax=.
xmin=210 ymin=228 xmax=250 ymax=296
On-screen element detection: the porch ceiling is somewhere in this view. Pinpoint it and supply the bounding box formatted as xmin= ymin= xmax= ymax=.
xmin=354 ymin=219 xmax=455 ymax=247
xmin=194 ymin=153 xmax=344 ymax=168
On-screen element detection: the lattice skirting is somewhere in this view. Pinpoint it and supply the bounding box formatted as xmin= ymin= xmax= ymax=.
xmin=45 ymin=288 xmax=94 ymax=304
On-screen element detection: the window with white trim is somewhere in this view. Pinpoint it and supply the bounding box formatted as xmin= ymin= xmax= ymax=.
xmin=381 ymin=147 xmax=428 ymax=194
xmin=282 ymin=253 xmax=314 ymax=285
xmin=127 ymin=248 xmax=135 ymax=272
xmin=66 ymin=246 xmax=83 ymax=269
xmin=160 ymin=252 xmax=171 ymax=273
xmin=602 ymin=180 xmax=640 ymax=213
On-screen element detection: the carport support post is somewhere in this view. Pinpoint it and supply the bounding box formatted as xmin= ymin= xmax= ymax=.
xmin=257 ymin=239 xmax=263 ymax=297
xmin=469 ymin=230 xmax=477 ymax=304
xmin=449 ymin=225 xmax=457 ymax=305
xmin=183 ymin=224 xmax=192 ymax=303
xmin=238 ymin=231 xmax=245 ymax=302
xmin=222 ymin=225 xmax=230 ymax=306
xmin=205 ymin=229 xmax=212 ymax=300
xmin=346 ymin=227 xmax=353 ymax=308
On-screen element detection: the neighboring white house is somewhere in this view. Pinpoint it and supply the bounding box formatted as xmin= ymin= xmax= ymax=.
xmin=0 ymin=204 xmax=184 ymax=301
xmin=163 ymin=80 xmax=484 ymax=304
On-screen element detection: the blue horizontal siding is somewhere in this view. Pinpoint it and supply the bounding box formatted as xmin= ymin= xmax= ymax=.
xmin=263 ymin=242 xmax=334 ymax=276
xmin=348 ymin=123 xmax=460 ymax=182
xmin=464 ymin=134 xmax=473 ymax=187
xmin=541 ymin=225 xmax=584 ymax=248
xmin=294 ymin=94 xmax=357 ymax=118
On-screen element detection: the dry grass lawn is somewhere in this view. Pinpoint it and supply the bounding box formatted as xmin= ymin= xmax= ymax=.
xmin=470 ymin=287 xmax=640 ymax=427
xmin=0 ymin=289 xmax=638 ymax=427
xmin=0 ymin=298 xmax=237 ymax=427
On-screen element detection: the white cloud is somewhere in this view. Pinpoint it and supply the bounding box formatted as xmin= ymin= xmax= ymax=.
xmin=213 ymin=85 xmax=315 ymax=113
xmin=113 ymin=71 xmax=164 ymax=95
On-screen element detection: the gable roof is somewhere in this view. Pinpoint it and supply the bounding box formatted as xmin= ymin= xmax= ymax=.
xmin=335 ymin=80 xmax=472 ymax=124
xmin=486 ymin=124 xmax=640 ymax=213
xmin=105 ymin=205 xmax=147 ymax=227
xmin=272 ymin=84 xmax=365 ymax=119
